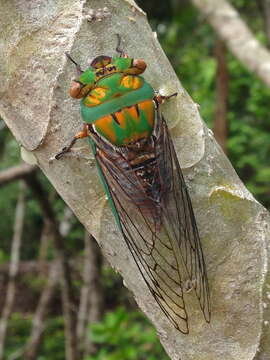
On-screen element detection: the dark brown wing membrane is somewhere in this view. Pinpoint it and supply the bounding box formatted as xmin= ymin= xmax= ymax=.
xmin=91 ymin=111 xmax=210 ymax=333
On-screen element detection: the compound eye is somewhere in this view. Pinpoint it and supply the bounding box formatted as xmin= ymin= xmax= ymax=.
xmin=69 ymin=80 xmax=84 ymax=98
xmin=133 ymin=59 xmax=147 ymax=73
xmin=91 ymin=55 xmax=112 ymax=68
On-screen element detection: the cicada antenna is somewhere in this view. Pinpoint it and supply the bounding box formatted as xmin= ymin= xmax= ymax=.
xmin=65 ymin=52 xmax=84 ymax=74
xmin=115 ymin=34 xmax=128 ymax=57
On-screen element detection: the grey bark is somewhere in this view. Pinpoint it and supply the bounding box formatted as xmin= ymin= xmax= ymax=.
xmin=191 ymin=0 xmax=270 ymax=88
xmin=0 ymin=1 xmax=269 ymax=359
xmin=0 ymin=182 xmax=26 ymax=360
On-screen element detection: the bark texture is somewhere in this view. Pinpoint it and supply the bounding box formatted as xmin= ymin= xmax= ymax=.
xmin=0 ymin=1 xmax=269 ymax=359
xmin=192 ymin=0 xmax=270 ymax=88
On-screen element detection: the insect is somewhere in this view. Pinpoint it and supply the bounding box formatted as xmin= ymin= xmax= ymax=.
xmin=55 ymin=35 xmax=210 ymax=333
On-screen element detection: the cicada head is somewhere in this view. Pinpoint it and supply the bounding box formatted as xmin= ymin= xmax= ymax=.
xmin=66 ymin=35 xmax=147 ymax=99
xmin=90 ymin=54 xmax=147 ymax=76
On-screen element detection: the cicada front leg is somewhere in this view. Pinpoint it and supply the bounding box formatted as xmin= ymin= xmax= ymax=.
xmin=54 ymin=123 xmax=89 ymax=160
xmin=154 ymin=92 xmax=178 ymax=106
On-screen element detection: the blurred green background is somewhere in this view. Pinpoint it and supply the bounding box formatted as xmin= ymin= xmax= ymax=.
xmin=0 ymin=1 xmax=269 ymax=359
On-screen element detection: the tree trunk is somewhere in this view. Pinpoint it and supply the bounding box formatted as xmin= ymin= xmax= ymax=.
xmin=38 ymin=220 xmax=52 ymax=262
xmin=0 ymin=1 xmax=269 ymax=359
xmin=79 ymin=233 xmax=104 ymax=357
xmin=23 ymin=206 xmax=74 ymax=360
xmin=258 ymin=0 xmax=270 ymax=47
xmin=213 ymin=39 xmax=229 ymax=153
xmin=191 ymin=0 xmax=270 ymax=87
xmin=24 ymin=176 xmax=79 ymax=360
xmin=23 ymin=261 xmax=60 ymax=360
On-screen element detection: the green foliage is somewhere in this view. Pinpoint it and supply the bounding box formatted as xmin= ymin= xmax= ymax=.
xmin=4 ymin=314 xmax=65 ymax=360
xmin=85 ymin=308 xmax=169 ymax=360
xmin=158 ymin=8 xmax=217 ymax=124
xmin=226 ymin=56 xmax=270 ymax=207
xmin=154 ymin=2 xmax=270 ymax=209
xmin=102 ymin=265 xmax=129 ymax=309
xmin=5 ymin=313 xmax=31 ymax=359
xmin=0 ymin=136 xmax=21 ymax=256
xmin=39 ymin=317 xmax=65 ymax=360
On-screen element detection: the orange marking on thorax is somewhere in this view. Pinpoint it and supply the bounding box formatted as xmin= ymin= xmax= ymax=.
xmin=121 ymin=76 xmax=131 ymax=88
xmin=120 ymin=75 xmax=142 ymax=90
xmin=84 ymin=87 xmax=109 ymax=107
xmin=132 ymin=76 xmax=142 ymax=89
xmin=93 ymin=87 xmax=107 ymax=99
xmin=138 ymin=100 xmax=155 ymax=126
xmin=94 ymin=115 xmax=117 ymax=143
xmin=84 ymin=95 xmax=102 ymax=106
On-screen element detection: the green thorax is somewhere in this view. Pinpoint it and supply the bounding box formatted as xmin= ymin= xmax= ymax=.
xmin=82 ymin=72 xmax=145 ymax=107
xmin=78 ymin=56 xmax=155 ymax=146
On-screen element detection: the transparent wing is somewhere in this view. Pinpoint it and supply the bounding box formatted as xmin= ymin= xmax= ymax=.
xmin=155 ymin=112 xmax=210 ymax=324
xmin=92 ymin=112 xmax=210 ymax=333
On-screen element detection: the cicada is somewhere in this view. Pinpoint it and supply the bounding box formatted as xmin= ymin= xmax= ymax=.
xmin=55 ymin=35 xmax=210 ymax=333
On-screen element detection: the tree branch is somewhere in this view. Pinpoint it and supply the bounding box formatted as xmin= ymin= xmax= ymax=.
xmin=191 ymin=0 xmax=270 ymax=87
xmin=22 ymin=260 xmax=60 ymax=360
xmin=0 ymin=182 xmax=25 ymax=360
xmin=23 ymin=206 xmax=74 ymax=360
xmin=213 ymin=39 xmax=229 ymax=153
xmin=0 ymin=164 xmax=37 ymax=187
xmin=258 ymin=0 xmax=270 ymax=47
xmin=38 ymin=220 xmax=52 ymax=263
xmin=77 ymin=233 xmax=104 ymax=357
xmin=24 ymin=175 xmax=79 ymax=360
xmin=0 ymin=261 xmax=50 ymax=275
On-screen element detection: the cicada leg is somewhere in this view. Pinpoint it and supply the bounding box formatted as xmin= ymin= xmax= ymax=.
xmin=115 ymin=34 xmax=128 ymax=58
xmin=65 ymin=52 xmax=84 ymax=74
xmin=54 ymin=123 xmax=89 ymax=160
xmin=154 ymin=92 xmax=178 ymax=106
